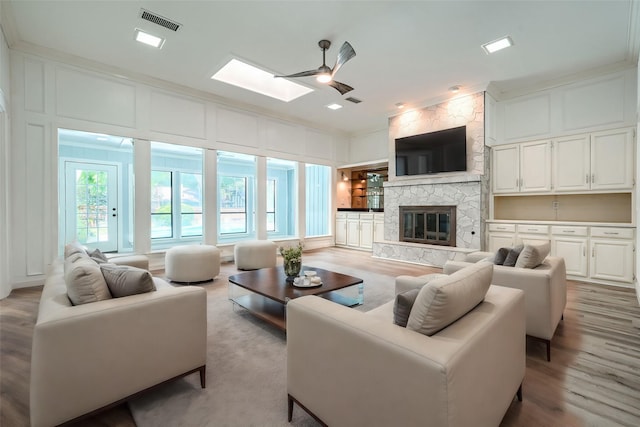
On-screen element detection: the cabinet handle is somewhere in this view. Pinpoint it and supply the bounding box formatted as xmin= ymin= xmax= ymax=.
xmin=586 ymin=174 xmax=590 ymax=184
xmin=583 ymin=247 xmax=586 ymax=256
xmin=592 ymin=173 xmax=595 ymax=184
xmin=527 ymin=228 xmax=538 ymax=231
xmin=603 ymin=232 xmax=619 ymax=235
xmin=516 ymin=178 xmax=519 ymax=188
xmin=497 ymin=227 xmax=507 ymax=230
xmin=563 ymin=230 xmax=575 ymax=233
xmin=520 ymin=178 xmax=524 ymax=187
xmin=592 ymin=248 xmax=595 ymax=257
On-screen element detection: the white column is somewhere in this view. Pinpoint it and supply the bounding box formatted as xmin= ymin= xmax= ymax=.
xmin=203 ymin=148 xmax=217 ymax=245
xmin=256 ymin=156 xmax=267 ymax=239
xmin=133 ymin=139 xmax=151 ymax=254
xmin=297 ymin=162 xmax=306 ymax=241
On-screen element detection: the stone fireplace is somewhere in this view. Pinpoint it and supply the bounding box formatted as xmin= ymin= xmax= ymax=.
xmin=399 ymin=205 xmax=456 ymax=246
xmin=371 ymin=91 xmax=490 ymax=267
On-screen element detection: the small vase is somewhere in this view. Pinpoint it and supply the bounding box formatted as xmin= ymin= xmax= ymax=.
xmin=284 ymin=258 xmax=302 ymax=282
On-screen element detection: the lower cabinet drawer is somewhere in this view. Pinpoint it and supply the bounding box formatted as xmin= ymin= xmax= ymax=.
xmin=591 ymin=227 xmax=634 ymax=239
xmin=551 ymin=226 xmax=588 ymax=237
xmin=517 ymin=224 xmax=549 ymax=235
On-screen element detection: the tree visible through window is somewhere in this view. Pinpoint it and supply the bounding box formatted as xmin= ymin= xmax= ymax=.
xmin=151 ymin=171 xmax=173 ymax=239
xmin=266 ymin=179 xmax=276 ymax=232
xmin=75 ymin=170 xmax=109 ymax=243
xmin=219 ymin=176 xmax=247 ymax=234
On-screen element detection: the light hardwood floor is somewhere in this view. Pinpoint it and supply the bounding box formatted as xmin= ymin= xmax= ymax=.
xmin=1 ymin=247 xmax=639 ymax=426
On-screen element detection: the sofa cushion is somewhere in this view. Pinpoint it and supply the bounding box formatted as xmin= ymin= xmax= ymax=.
xmin=88 ymin=248 xmax=110 ymax=264
xmin=494 ymin=247 xmax=510 ymax=265
xmin=515 ymin=242 xmax=550 ymax=269
xmin=503 ymin=244 xmax=524 ymax=267
xmin=65 ymin=257 xmax=112 ymax=305
xmin=100 ymin=264 xmax=156 ymax=298
xmin=393 ymin=288 xmax=420 ymax=327
xmin=406 ymin=262 xmax=493 ymax=336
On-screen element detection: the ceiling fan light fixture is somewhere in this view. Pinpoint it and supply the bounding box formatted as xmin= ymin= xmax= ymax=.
xmin=316 ymin=73 xmax=332 ymax=83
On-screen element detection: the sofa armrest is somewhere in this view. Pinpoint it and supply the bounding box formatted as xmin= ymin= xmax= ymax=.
xmin=30 ymin=285 xmax=207 ymax=427
xmin=287 ymin=289 xmax=525 ymax=427
xmin=465 ymin=251 xmax=494 ymax=263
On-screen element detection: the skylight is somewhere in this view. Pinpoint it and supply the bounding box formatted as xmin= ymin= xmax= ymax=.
xmin=211 ymin=59 xmax=313 ymax=102
xmin=134 ymin=29 xmax=165 ymax=48
xmin=482 ymin=36 xmax=513 ymax=54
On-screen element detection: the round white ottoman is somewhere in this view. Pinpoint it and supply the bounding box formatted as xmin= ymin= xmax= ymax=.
xmin=165 ymin=245 xmax=220 ymax=283
xmin=234 ymin=240 xmax=277 ymax=270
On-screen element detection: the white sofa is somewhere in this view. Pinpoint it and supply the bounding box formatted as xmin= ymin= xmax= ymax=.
xmin=444 ymin=251 xmax=567 ymax=361
xmin=30 ymin=256 xmax=207 ymax=427
xmin=287 ymin=263 xmax=526 ymax=427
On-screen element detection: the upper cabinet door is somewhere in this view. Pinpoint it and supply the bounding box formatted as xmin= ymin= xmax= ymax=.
xmin=590 ymin=128 xmax=634 ymax=191
xmin=492 ymin=145 xmax=520 ymax=193
xmin=520 ymin=140 xmax=551 ymax=192
xmin=554 ymin=135 xmax=591 ymax=192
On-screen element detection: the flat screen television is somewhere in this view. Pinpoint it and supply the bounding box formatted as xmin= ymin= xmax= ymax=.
xmin=395 ymin=126 xmax=467 ymax=176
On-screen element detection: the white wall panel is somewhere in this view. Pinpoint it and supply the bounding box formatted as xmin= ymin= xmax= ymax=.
xmin=24 ymin=59 xmax=45 ymax=113
xmin=305 ymin=129 xmax=333 ymax=161
xmin=562 ymin=75 xmax=625 ymax=131
xmin=55 ymin=68 xmax=136 ymax=127
xmin=349 ymin=129 xmax=387 ymax=163
xmin=264 ymin=119 xmax=302 ymax=154
xmin=25 ymin=122 xmax=46 ymax=276
xmin=149 ymin=91 xmax=206 ymax=139
xmin=216 ymin=107 xmax=258 ymax=147
xmin=503 ymin=94 xmax=550 ymax=140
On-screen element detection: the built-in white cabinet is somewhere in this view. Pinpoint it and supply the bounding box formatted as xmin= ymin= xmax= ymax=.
xmin=487 ymin=221 xmax=635 ymax=286
xmin=551 ymin=226 xmax=589 ymax=277
xmin=335 ymin=213 xmax=347 ymax=245
xmin=493 ymin=140 xmax=551 ymax=194
xmin=554 ymin=128 xmax=634 ymax=192
xmin=336 ymin=212 xmax=376 ymax=251
xmin=373 ymin=213 xmax=385 ymax=243
xmin=589 ymin=227 xmax=635 ymax=283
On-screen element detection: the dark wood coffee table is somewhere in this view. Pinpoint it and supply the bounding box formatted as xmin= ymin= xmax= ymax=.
xmin=228 ymin=265 xmax=364 ymax=331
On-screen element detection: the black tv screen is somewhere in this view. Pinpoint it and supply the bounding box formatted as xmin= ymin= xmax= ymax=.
xmin=395 ymin=126 xmax=467 ymax=176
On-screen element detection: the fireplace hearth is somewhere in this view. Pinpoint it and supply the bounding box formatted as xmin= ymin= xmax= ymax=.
xmin=399 ymin=206 xmax=456 ymax=246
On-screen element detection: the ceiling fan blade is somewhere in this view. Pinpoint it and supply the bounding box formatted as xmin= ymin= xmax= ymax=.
xmin=274 ymin=69 xmax=320 ymax=78
xmin=328 ymin=80 xmax=354 ymax=95
xmin=331 ymin=41 xmax=356 ymax=77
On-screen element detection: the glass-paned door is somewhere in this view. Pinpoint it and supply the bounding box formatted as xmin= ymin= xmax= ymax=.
xmin=64 ymin=162 xmax=118 ymax=252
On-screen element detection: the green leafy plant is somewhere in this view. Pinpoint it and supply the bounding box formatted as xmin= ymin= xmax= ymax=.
xmin=279 ymin=242 xmax=303 ymax=262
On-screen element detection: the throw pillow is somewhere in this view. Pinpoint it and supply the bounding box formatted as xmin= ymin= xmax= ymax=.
xmin=515 ymin=242 xmax=551 ymax=269
xmin=406 ymin=261 xmax=493 ymax=336
xmin=65 ymin=257 xmax=112 ymax=305
xmin=64 ymin=241 xmax=87 ymax=259
xmin=88 ymin=248 xmax=109 ymax=264
xmin=503 ymin=244 xmax=524 ymax=267
xmin=493 ymin=247 xmax=510 ymax=265
xmin=100 ymin=264 xmax=156 ymax=298
xmin=393 ymin=288 xmax=420 ymax=327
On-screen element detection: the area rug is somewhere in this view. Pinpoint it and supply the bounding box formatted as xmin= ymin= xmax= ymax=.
xmin=128 ymin=262 xmax=396 ymax=426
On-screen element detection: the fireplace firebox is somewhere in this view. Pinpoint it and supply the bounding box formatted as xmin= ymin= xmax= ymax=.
xmin=399 ymin=206 xmax=456 ymax=246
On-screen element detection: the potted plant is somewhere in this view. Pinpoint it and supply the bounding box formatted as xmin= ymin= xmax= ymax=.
xmin=280 ymin=242 xmax=303 ymax=282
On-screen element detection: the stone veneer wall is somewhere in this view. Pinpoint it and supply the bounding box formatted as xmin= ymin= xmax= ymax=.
xmin=373 ymin=92 xmax=489 ymax=267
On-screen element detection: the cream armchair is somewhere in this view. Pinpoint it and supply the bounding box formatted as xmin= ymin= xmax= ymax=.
xmin=444 ymin=252 xmax=567 ymax=361
xmin=287 ymin=264 xmax=526 ymax=427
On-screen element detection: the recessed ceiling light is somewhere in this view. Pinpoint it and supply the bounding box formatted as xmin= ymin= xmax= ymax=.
xmin=395 ymin=103 xmax=405 ymax=109
xmin=482 ymin=36 xmax=513 ymax=54
xmin=449 ymin=85 xmax=461 ymax=93
xmin=134 ymin=28 xmax=165 ymax=48
xmin=211 ymin=59 xmax=313 ymax=102
xmin=326 ymin=103 xmax=343 ymax=110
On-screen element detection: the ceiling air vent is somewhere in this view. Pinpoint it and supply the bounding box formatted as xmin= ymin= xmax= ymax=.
xmin=345 ymin=97 xmax=362 ymax=104
xmin=139 ymin=9 xmax=181 ymax=32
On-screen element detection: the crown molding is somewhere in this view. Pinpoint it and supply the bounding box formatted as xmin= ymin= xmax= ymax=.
xmin=628 ymin=0 xmax=640 ymax=62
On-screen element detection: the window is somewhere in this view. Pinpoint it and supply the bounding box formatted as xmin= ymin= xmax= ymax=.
xmin=267 ymin=158 xmax=297 ymax=240
xmin=219 ymin=176 xmax=247 ymax=234
xmin=305 ymin=163 xmax=331 ymax=237
xmin=150 ymin=142 xmax=203 ymax=247
xmin=151 ymin=170 xmax=173 ymax=238
xmin=217 ymin=151 xmax=256 ymax=241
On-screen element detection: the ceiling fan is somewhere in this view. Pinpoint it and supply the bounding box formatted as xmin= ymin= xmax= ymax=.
xmin=275 ymin=40 xmax=356 ymax=95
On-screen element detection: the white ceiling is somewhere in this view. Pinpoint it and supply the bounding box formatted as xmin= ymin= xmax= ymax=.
xmin=3 ymin=0 xmax=639 ymax=136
